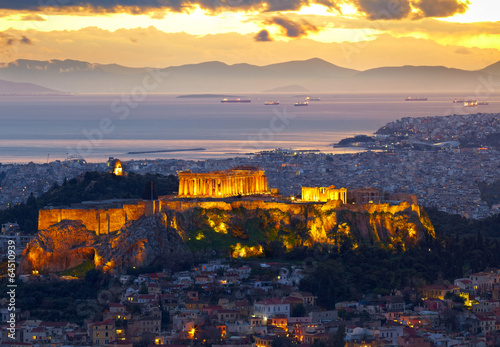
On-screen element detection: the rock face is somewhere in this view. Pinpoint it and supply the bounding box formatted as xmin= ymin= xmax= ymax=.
xmin=21 ymin=200 xmax=435 ymax=274
xmin=20 ymin=213 xmax=192 ymax=274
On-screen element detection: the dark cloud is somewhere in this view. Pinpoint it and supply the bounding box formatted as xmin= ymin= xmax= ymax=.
xmin=20 ymin=36 xmax=32 ymax=44
xmin=352 ymin=0 xmax=412 ymax=20
xmin=0 ymin=33 xmax=33 ymax=46
xmin=264 ymin=16 xmax=319 ymax=38
xmin=351 ymin=0 xmax=469 ymax=20
xmin=414 ymin=0 xmax=468 ymax=18
xmin=254 ymin=29 xmax=272 ymax=41
xmin=0 ymin=0 xmax=314 ymax=13
xmin=0 ymin=0 xmax=470 ymax=20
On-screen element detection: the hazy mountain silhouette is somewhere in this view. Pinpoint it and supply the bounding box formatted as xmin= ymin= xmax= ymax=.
xmin=0 ymin=58 xmax=498 ymax=93
xmin=0 ymin=78 xmax=65 ymax=95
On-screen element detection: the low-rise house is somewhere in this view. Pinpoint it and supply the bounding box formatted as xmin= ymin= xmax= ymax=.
xmin=88 ymin=319 xmax=116 ymax=346
xmin=422 ymin=284 xmax=459 ymax=300
xmin=217 ymin=310 xmax=239 ymax=324
xmin=127 ymin=316 xmax=161 ymax=335
xmin=474 ymin=314 xmax=495 ymax=334
xmin=105 ymin=303 xmax=131 ymax=321
xmin=289 ymin=291 xmax=317 ymax=307
xmin=253 ymin=298 xmax=290 ymax=321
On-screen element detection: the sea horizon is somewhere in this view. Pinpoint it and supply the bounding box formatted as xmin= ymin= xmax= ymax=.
xmin=1 ymin=91 xmax=498 ymax=164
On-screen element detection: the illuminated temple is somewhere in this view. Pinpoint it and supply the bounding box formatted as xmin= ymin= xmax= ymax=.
xmin=178 ymin=166 xmax=268 ymax=198
xmin=301 ymin=186 xmax=347 ymax=203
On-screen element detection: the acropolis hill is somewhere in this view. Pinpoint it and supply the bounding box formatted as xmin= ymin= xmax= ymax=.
xmin=23 ymin=167 xmax=435 ymax=273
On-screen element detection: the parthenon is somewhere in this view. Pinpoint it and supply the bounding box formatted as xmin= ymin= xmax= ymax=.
xmin=178 ymin=166 xmax=268 ymax=198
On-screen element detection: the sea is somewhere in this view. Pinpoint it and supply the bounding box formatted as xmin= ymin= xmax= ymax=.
xmin=1 ymin=92 xmax=499 ymax=164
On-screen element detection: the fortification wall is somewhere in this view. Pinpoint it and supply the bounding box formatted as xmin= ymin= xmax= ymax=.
xmin=38 ymin=202 xmax=147 ymax=234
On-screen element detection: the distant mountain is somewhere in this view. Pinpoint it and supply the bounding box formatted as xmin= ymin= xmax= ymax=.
xmin=351 ymin=65 xmax=482 ymax=92
xmin=480 ymin=61 xmax=500 ymax=76
xmin=0 ymin=58 xmax=498 ymax=93
xmin=0 ymin=78 xmax=64 ymax=95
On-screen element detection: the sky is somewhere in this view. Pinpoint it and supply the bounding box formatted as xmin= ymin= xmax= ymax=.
xmin=0 ymin=0 xmax=499 ymax=70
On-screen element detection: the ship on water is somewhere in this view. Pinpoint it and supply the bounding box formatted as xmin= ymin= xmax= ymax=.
xmin=463 ymin=100 xmax=478 ymax=107
xmin=264 ymin=101 xmax=279 ymax=105
xmin=294 ymin=101 xmax=308 ymax=106
xmin=405 ymin=96 xmax=427 ymax=101
xmin=221 ymin=98 xmax=251 ymax=103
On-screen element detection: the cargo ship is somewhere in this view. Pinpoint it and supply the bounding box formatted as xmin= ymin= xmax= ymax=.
xmin=221 ymin=98 xmax=251 ymax=103
xmin=294 ymin=101 xmax=308 ymax=106
xmin=405 ymin=97 xmax=427 ymax=101
xmin=305 ymin=97 xmax=321 ymax=101
xmin=478 ymin=101 xmax=489 ymax=105
xmin=463 ymin=100 xmax=478 ymax=107
xmin=264 ymin=101 xmax=279 ymax=105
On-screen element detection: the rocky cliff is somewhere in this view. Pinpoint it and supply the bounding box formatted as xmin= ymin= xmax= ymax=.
xmin=21 ymin=200 xmax=435 ymax=274
xmin=20 ymin=213 xmax=192 ymax=274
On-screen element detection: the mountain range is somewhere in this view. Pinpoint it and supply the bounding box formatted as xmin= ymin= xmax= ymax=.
xmin=0 ymin=58 xmax=499 ymax=94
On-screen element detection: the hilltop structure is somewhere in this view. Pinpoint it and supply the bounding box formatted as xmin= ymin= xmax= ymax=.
xmin=301 ymin=186 xmax=347 ymax=203
xmin=178 ymin=166 xmax=268 ymax=198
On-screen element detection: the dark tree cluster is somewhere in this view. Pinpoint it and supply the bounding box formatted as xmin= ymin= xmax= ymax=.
xmin=0 ymin=172 xmax=178 ymax=232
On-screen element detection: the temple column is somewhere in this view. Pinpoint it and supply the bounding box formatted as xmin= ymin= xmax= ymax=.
xmin=179 ymin=178 xmax=184 ymax=196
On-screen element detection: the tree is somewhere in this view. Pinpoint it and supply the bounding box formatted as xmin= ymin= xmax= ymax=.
xmin=291 ymin=303 xmax=306 ymax=317
xmin=333 ymin=325 xmax=346 ymax=347
xmin=271 ymin=337 xmax=293 ymax=347
xmin=141 ymin=180 xmax=158 ymax=200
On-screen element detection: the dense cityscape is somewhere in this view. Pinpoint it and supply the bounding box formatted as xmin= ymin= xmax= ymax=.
xmin=1 ymin=0 xmax=500 ymax=344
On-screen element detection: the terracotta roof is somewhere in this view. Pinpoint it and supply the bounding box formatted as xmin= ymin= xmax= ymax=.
xmin=257 ymin=298 xmax=285 ymax=305
xmin=92 ymin=319 xmax=115 ymax=326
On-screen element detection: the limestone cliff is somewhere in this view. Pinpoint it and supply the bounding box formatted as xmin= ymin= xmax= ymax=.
xmin=160 ymin=200 xmax=435 ymax=253
xmin=20 ymin=213 xmax=192 ymax=274
xmin=22 ymin=200 xmax=435 ymax=274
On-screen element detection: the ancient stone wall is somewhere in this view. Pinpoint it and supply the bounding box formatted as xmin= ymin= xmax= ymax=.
xmin=38 ymin=202 xmax=147 ymax=234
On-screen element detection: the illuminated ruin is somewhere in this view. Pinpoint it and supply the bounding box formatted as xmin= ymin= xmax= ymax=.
xmin=301 ymin=186 xmax=347 ymax=203
xmin=178 ymin=166 xmax=268 ymax=198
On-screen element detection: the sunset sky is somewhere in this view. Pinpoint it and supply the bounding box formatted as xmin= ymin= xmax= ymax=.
xmin=0 ymin=0 xmax=499 ymax=70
